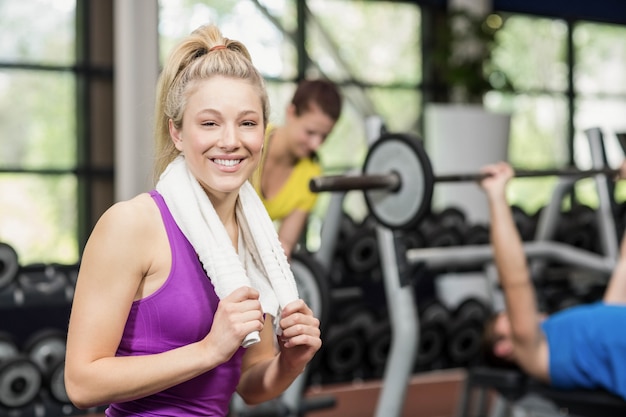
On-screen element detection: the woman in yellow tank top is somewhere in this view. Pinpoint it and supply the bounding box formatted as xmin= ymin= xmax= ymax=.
xmin=254 ymin=79 xmax=342 ymax=259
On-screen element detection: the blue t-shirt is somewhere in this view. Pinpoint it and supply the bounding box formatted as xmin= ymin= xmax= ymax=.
xmin=541 ymin=301 xmax=626 ymax=400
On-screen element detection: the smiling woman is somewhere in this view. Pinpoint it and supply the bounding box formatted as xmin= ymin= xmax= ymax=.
xmin=64 ymin=23 xmax=322 ymax=417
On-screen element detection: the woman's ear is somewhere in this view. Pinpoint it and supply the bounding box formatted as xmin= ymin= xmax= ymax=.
xmin=285 ymin=103 xmax=297 ymax=120
xmin=169 ymin=119 xmax=183 ymax=151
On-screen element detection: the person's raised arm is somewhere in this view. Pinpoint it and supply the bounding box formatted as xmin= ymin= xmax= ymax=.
xmin=480 ymin=162 xmax=548 ymax=380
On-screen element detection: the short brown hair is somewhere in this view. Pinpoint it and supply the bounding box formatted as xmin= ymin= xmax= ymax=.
xmin=291 ymin=79 xmax=342 ymax=122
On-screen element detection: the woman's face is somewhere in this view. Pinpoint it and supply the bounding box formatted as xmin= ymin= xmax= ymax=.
xmin=170 ymin=76 xmax=265 ymax=199
xmin=286 ymin=103 xmax=336 ymax=159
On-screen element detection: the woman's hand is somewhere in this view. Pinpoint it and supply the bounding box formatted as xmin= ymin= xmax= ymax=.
xmin=479 ymin=161 xmax=515 ymax=202
xmin=202 ymin=286 xmax=265 ymax=363
xmin=276 ymin=299 xmax=321 ymax=372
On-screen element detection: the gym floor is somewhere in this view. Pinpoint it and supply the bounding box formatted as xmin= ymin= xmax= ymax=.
xmin=304 ymin=368 xmax=465 ymax=417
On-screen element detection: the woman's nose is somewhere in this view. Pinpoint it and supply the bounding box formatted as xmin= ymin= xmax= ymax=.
xmin=218 ymin=124 xmax=239 ymax=150
xmin=309 ymin=134 xmax=324 ymax=151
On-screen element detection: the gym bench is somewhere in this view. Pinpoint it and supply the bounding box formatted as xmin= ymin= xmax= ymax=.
xmin=456 ymin=366 xmax=626 ymax=417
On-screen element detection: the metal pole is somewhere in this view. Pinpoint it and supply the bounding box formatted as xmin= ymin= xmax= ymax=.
xmin=374 ymin=226 xmax=419 ymax=417
xmin=585 ymin=127 xmax=619 ymax=260
xmin=113 ymin=0 xmax=158 ymax=201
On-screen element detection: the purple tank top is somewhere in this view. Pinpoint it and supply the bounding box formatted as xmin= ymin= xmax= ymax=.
xmin=106 ymin=190 xmax=245 ymax=417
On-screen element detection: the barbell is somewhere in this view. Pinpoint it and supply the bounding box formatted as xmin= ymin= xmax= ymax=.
xmin=309 ymin=133 xmax=619 ymax=230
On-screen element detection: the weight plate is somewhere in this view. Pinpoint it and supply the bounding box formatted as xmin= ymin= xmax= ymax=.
xmin=0 ymin=243 xmax=19 ymax=290
xmin=363 ymin=133 xmax=434 ymax=229
xmin=49 ymin=360 xmax=70 ymax=403
xmin=18 ymin=264 xmax=69 ymax=296
xmin=323 ymin=324 xmax=364 ymax=375
xmin=345 ymin=228 xmax=379 ymax=273
xmin=24 ymin=328 xmax=67 ymax=375
xmin=290 ymin=252 xmax=330 ymax=331
xmin=447 ymin=323 xmax=483 ymax=365
xmin=366 ymin=320 xmax=391 ymax=369
xmin=0 ymin=332 xmax=19 ymax=362
xmin=0 ymin=357 xmax=42 ymax=408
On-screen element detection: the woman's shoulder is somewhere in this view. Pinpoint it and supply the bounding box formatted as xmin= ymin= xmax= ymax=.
xmin=94 ymin=193 xmax=160 ymax=239
xmin=80 ymin=193 xmax=164 ymax=279
xmin=105 ymin=192 xmax=155 ymax=217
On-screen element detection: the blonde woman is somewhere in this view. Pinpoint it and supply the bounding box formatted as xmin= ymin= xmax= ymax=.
xmin=65 ymin=24 xmax=321 ymax=417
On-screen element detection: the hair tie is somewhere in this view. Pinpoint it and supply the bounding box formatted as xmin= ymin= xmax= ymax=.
xmin=209 ymin=45 xmax=227 ymax=52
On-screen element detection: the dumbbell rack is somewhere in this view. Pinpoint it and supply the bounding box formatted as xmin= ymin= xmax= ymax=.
xmin=0 ymin=248 xmax=107 ymax=416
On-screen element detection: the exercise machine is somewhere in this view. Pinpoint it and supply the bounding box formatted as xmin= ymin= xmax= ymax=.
xmin=309 ymin=127 xmax=626 ymax=416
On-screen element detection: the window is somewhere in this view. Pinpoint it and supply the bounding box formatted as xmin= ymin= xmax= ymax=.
xmin=573 ymin=22 xmax=626 ymax=205
xmin=487 ymin=15 xmax=626 ymax=212
xmin=0 ymin=0 xmax=78 ymax=265
xmin=0 ymin=1 xmax=114 ymax=266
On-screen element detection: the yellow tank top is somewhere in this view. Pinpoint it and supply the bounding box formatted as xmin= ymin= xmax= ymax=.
xmin=254 ymin=128 xmax=322 ymax=221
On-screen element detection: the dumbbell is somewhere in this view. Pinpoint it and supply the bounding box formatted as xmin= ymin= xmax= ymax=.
xmin=556 ymin=204 xmax=599 ymax=253
xmin=0 ymin=243 xmax=20 ymax=307
xmin=344 ymin=225 xmax=379 ymax=274
xmin=0 ymin=243 xmax=19 ymax=290
xmin=464 ymin=224 xmax=490 ymax=245
xmin=365 ymin=317 xmax=392 ymax=377
xmin=321 ymin=308 xmax=373 ymax=380
xmin=446 ymin=298 xmax=489 ymax=366
xmin=23 ymin=328 xmax=68 ymax=404
xmin=0 ymin=332 xmax=42 ymax=409
xmin=16 ymin=264 xmax=73 ymax=306
xmin=414 ymin=300 xmax=451 ymax=369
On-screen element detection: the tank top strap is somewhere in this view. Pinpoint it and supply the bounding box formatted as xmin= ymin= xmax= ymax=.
xmin=149 ymin=189 xmax=190 ymax=256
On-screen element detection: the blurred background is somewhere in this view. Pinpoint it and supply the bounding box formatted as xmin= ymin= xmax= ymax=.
xmin=1 ymin=0 xmax=625 ymax=266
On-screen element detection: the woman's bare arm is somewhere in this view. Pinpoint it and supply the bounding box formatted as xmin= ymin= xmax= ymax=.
xmin=481 ymin=163 xmax=550 ymax=381
xmin=65 ymin=195 xmax=263 ymax=408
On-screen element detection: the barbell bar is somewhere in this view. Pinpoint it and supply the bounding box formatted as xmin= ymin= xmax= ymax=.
xmin=436 ymin=167 xmax=618 ymax=182
xmin=310 ymin=173 xmax=400 ymax=193
xmin=310 ymin=167 xmax=618 ymax=189
xmin=309 ymin=133 xmax=619 ymax=230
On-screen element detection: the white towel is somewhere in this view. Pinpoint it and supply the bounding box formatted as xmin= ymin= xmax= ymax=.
xmin=156 ymin=155 xmax=299 ymax=347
